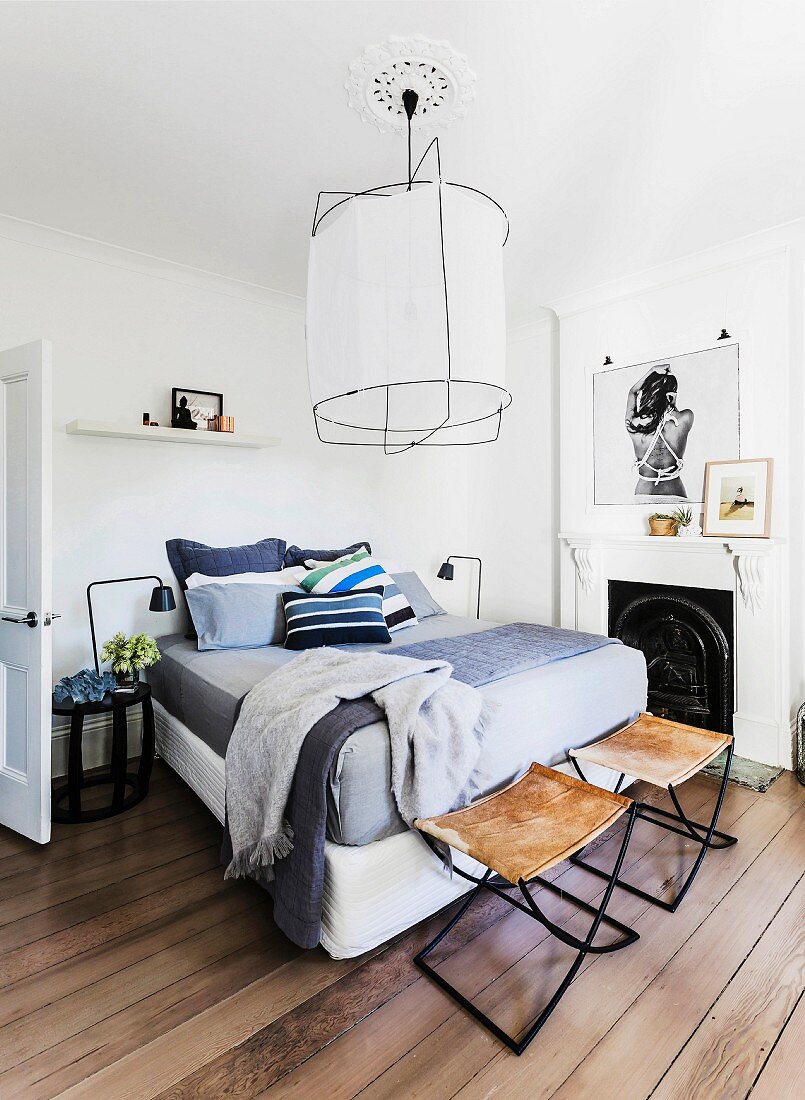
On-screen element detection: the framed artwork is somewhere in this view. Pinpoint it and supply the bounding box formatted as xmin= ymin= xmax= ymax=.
xmin=592 ymin=344 xmax=740 ymax=505
xmin=171 ymin=387 xmax=224 ymax=431
xmin=703 ymin=458 xmax=773 ymax=537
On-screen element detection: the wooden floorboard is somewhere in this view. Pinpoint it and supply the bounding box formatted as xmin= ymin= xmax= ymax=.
xmin=152 ymin=780 xmax=729 ymax=1099
xmin=259 ymin=782 xmax=738 ymax=1100
xmin=0 ymin=762 xmax=801 ymax=1100
xmin=341 ymin=782 xmax=786 ymax=1100
xmin=749 ymin=990 xmax=805 ymax=1100
xmin=0 ymin=789 xmax=200 ymax=884
xmin=546 ymin=810 xmax=804 ymax=1100
xmin=650 ymin=868 xmax=804 ymax=1098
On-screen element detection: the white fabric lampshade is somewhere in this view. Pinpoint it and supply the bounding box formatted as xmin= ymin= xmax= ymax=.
xmin=307 ymin=181 xmax=509 ymax=450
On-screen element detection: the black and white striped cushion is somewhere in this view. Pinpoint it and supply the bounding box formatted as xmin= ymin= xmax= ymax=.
xmin=282 ymin=587 xmax=391 ymax=650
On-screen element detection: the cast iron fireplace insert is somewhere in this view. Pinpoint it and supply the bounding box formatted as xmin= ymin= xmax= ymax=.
xmin=608 ymin=580 xmax=733 ymax=734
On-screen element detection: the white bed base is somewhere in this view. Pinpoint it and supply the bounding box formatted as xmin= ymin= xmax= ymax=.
xmin=153 ymin=700 xmax=624 ymax=959
xmin=153 ymin=701 xmax=486 ymax=957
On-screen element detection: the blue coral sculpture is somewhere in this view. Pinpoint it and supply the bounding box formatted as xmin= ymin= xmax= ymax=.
xmin=54 ymin=668 xmax=117 ymax=704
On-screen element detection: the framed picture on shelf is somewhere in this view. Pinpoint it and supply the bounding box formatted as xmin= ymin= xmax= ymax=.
xmin=703 ymin=458 xmax=773 ymax=537
xmin=171 ymin=387 xmax=224 ymax=431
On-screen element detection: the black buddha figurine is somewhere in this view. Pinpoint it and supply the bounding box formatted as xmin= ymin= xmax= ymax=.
xmin=172 ymin=395 xmax=197 ymax=430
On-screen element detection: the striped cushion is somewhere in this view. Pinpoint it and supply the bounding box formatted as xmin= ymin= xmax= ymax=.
xmin=282 ymin=588 xmax=391 ymax=650
xmin=300 ymin=547 xmax=418 ymax=633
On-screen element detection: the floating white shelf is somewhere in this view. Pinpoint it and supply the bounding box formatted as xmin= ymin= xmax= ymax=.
xmin=65 ymin=420 xmax=281 ymax=450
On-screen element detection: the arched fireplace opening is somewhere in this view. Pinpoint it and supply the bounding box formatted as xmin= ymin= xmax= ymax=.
xmin=608 ymin=581 xmax=733 ymax=734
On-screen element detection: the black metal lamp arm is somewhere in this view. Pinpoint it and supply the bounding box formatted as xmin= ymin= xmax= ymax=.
xmin=87 ymin=575 xmax=167 ymax=674
xmin=445 ymin=556 xmax=483 ymax=620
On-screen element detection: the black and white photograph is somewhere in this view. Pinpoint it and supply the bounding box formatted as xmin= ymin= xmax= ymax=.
xmin=592 ymin=344 xmax=740 ymax=505
xmin=170 ymin=387 xmax=223 ymax=431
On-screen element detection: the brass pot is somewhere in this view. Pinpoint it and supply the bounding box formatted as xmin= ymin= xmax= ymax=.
xmin=648 ymin=517 xmax=677 ymax=536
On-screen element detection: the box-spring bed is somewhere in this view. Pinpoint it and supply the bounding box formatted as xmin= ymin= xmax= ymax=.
xmin=150 ymin=615 xmax=647 ymax=958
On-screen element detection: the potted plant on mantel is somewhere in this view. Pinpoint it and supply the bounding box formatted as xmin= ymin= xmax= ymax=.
xmin=672 ymin=504 xmax=702 ymax=538
xmin=101 ymin=631 xmax=161 ymax=686
xmin=648 ymin=512 xmax=678 ymax=536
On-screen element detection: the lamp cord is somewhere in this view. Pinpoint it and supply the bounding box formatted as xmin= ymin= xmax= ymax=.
xmin=407 ymin=109 xmax=412 ymax=190
xmin=445 ymin=556 xmax=483 ymax=620
xmin=402 ymin=88 xmax=418 ymax=191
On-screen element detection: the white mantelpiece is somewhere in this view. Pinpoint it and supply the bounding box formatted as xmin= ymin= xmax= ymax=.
xmin=559 ymin=533 xmax=790 ymax=768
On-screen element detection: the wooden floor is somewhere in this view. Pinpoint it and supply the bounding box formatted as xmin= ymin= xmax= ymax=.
xmin=0 ymin=763 xmax=802 ymax=1100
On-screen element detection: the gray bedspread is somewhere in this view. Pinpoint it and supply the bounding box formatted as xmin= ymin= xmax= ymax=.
xmin=234 ymin=623 xmax=620 ymax=948
xmin=150 ymin=614 xmax=490 ymax=757
xmin=224 ymin=648 xmax=486 ymax=880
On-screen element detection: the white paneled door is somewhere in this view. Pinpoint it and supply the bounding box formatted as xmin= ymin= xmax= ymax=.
xmin=0 ymin=341 xmax=52 ymax=843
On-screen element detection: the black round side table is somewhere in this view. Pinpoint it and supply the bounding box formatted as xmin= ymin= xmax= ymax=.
xmin=51 ymin=683 xmax=155 ymax=823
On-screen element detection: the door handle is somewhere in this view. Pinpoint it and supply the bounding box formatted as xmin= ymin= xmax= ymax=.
xmin=1 ymin=611 xmax=38 ymax=628
xmin=44 ymin=613 xmax=61 ymax=626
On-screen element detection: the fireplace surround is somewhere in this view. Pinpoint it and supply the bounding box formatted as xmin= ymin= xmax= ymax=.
xmin=560 ymin=532 xmax=789 ymax=767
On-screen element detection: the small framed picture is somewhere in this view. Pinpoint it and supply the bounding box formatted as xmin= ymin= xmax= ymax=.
xmin=171 ymin=387 xmax=224 ymax=431
xmin=703 ymin=458 xmax=773 ymax=537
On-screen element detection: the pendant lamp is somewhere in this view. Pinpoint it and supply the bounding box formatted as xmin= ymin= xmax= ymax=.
xmin=306 ymin=36 xmax=511 ymax=453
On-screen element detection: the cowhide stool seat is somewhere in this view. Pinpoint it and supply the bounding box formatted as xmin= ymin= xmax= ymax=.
xmin=414 ymin=763 xmax=639 ymax=1055
xmin=568 ymin=712 xmax=737 ymax=913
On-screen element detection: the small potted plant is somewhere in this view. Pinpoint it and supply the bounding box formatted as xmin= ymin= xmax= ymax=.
xmin=648 ymin=512 xmax=678 ymax=536
xmin=101 ymin=631 xmax=161 ymax=686
xmin=672 ymin=505 xmax=702 ymax=538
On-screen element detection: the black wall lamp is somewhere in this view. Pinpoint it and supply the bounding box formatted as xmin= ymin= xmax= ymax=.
xmin=87 ymin=575 xmax=176 ymax=673
xmin=437 ymin=556 xmax=483 ymax=620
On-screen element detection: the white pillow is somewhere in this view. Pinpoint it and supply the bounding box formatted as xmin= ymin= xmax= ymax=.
xmin=185 ymin=567 xmax=305 ymax=589
xmin=374 ymin=558 xmax=405 ymax=576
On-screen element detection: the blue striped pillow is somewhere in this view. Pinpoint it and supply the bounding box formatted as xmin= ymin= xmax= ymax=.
xmin=282 ymin=587 xmax=391 ymax=650
xmin=300 ymin=547 xmax=418 ymax=633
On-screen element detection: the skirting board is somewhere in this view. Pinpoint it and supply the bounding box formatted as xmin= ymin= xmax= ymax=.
xmin=51 ymin=712 xmax=144 ymax=778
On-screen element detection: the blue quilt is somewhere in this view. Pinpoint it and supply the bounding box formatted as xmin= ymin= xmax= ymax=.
xmin=392 ymin=622 xmax=620 ymax=686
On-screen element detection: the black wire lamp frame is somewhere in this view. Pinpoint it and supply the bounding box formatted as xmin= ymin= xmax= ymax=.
xmin=87 ymin=575 xmax=175 ymax=675
xmin=309 ymin=90 xmax=512 ymax=454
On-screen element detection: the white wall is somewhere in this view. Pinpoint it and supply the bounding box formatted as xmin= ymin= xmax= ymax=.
xmin=376 ymin=444 xmax=472 ymax=618
xmin=463 ymin=315 xmax=558 ymax=626
xmin=6 ymin=210 xmax=799 ymax=775
xmin=0 ymin=231 xmax=359 ymax=678
xmin=0 ymin=219 xmax=565 ymax=779
xmin=0 ymin=220 xmax=475 ymax=771
xmin=549 ymin=221 xmax=805 ymax=742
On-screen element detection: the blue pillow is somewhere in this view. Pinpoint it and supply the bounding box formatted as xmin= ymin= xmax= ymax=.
xmin=282 ymin=587 xmax=391 ymax=649
xmin=283 ymin=541 xmax=371 ymax=568
xmin=166 ymin=536 xmax=287 ymax=589
xmin=392 ymin=572 xmax=446 ymax=620
xmin=186 ymin=583 xmax=297 ymax=650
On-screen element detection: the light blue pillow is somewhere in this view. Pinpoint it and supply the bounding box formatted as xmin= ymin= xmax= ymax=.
xmin=186 ymin=583 xmax=298 ymax=651
xmin=391 ymin=572 xmax=446 ymax=619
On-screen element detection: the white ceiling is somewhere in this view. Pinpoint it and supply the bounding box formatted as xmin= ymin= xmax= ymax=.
xmin=2 ymin=0 xmax=805 ymax=321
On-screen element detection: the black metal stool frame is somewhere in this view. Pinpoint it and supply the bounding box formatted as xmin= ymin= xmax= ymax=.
xmin=568 ymin=738 xmax=737 ymax=914
xmin=414 ymin=802 xmax=639 ymax=1055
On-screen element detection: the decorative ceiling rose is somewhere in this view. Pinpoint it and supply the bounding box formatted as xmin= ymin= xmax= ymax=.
xmin=345 ymin=34 xmax=477 ymax=135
